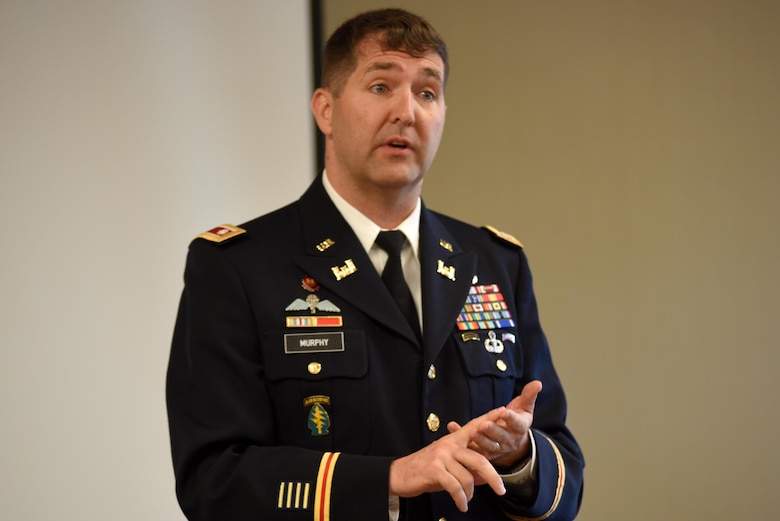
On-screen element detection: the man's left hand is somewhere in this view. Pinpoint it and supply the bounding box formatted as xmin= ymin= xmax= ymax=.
xmin=447 ymin=380 xmax=542 ymax=469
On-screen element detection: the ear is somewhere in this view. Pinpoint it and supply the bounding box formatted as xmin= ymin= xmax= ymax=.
xmin=311 ymin=88 xmax=334 ymax=137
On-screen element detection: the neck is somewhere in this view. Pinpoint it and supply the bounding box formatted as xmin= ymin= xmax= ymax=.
xmin=326 ymin=173 xmax=422 ymax=229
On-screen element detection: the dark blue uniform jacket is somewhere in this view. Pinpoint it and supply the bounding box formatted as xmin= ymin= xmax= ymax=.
xmin=166 ymin=177 xmax=584 ymax=520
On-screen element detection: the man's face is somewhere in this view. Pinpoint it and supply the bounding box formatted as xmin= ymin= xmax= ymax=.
xmin=313 ymin=37 xmax=447 ymax=196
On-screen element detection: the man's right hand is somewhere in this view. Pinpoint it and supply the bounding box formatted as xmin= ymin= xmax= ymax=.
xmin=388 ymin=408 xmax=508 ymax=512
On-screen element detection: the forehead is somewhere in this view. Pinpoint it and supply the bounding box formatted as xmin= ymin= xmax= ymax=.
xmin=352 ymin=38 xmax=445 ymax=83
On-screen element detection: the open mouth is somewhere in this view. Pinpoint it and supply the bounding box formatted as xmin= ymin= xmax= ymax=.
xmin=387 ymin=139 xmax=410 ymax=150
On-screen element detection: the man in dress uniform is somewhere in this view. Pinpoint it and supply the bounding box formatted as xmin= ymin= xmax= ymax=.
xmin=167 ymin=8 xmax=584 ymax=521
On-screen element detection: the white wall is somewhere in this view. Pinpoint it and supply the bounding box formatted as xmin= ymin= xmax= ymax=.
xmin=0 ymin=1 xmax=314 ymax=519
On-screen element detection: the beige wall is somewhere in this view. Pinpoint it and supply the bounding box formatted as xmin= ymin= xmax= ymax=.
xmin=0 ymin=1 xmax=312 ymax=519
xmin=324 ymin=1 xmax=780 ymax=519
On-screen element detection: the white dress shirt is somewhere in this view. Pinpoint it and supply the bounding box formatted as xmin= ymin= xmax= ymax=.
xmin=322 ymin=172 xmax=423 ymax=330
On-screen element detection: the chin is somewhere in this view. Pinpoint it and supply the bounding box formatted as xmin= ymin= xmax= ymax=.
xmin=373 ymin=169 xmax=424 ymax=189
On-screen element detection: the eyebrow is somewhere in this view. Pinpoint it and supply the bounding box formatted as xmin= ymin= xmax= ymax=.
xmin=363 ymin=61 xmax=443 ymax=84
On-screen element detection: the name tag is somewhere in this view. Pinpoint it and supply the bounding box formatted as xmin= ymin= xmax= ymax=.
xmin=284 ymin=332 xmax=345 ymax=354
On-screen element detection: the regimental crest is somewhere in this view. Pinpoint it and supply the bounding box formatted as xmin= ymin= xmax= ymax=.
xmin=301 ymin=275 xmax=320 ymax=292
xmin=286 ymin=294 xmax=341 ymax=314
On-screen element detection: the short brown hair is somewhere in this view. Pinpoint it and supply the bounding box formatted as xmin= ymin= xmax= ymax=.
xmin=322 ymin=8 xmax=449 ymax=96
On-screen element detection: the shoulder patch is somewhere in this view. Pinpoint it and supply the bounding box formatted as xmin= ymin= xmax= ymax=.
xmin=195 ymin=224 xmax=246 ymax=244
xmin=483 ymin=225 xmax=523 ymax=248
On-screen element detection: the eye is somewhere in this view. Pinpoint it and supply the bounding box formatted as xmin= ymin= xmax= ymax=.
xmin=420 ymin=90 xmax=436 ymax=102
xmin=370 ymin=84 xmax=388 ymax=94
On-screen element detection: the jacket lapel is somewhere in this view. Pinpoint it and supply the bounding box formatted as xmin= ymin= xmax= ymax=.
xmin=419 ymin=209 xmax=477 ymax=367
xmin=292 ymin=179 xmax=421 ymax=345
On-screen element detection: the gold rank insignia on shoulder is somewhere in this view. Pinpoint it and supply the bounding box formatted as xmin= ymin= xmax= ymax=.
xmin=196 ymin=224 xmax=246 ymax=243
xmin=483 ymin=225 xmax=523 ymax=248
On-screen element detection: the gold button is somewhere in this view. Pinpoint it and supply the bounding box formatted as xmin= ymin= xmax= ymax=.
xmin=426 ymin=413 xmax=440 ymax=432
xmin=308 ymin=361 xmax=322 ymax=375
xmin=427 ymin=364 xmax=437 ymax=380
xmin=496 ymin=359 xmax=507 ymax=372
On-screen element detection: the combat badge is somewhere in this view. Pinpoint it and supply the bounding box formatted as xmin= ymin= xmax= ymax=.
xmin=304 ymin=395 xmax=331 ymax=436
xmin=484 ymin=330 xmax=504 ymax=353
xmin=286 ymin=294 xmax=341 ymax=314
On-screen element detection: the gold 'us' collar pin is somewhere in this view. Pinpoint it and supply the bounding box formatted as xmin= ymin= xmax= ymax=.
xmin=439 ymin=238 xmax=453 ymax=252
xmin=316 ymin=238 xmax=335 ymax=252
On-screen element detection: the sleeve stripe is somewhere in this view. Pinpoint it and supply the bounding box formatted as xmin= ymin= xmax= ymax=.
xmin=505 ymin=434 xmax=566 ymax=521
xmin=314 ymin=452 xmax=340 ymax=521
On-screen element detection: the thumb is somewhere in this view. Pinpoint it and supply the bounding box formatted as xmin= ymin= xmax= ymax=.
xmin=507 ymin=380 xmax=542 ymax=414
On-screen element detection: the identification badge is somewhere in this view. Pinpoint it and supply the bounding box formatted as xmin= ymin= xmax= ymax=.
xmin=284 ymin=332 xmax=345 ymax=354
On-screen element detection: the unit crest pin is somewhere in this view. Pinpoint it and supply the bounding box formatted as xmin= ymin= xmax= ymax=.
xmin=302 ymin=275 xmax=320 ymax=292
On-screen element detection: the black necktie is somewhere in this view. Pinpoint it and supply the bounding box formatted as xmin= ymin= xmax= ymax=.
xmin=375 ymin=230 xmax=422 ymax=342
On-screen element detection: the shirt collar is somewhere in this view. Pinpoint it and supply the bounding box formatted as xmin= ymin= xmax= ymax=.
xmin=322 ymin=171 xmax=421 ymax=256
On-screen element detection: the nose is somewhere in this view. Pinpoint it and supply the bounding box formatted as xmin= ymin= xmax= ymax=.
xmin=391 ymin=90 xmax=416 ymax=126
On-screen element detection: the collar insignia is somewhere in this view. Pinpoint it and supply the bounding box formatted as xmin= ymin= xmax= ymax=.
xmin=316 ymin=238 xmax=335 ymax=252
xmin=331 ymin=259 xmax=357 ymax=281
xmin=436 ymin=259 xmax=456 ymax=281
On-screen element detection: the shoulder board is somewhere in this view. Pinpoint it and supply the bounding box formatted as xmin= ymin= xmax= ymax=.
xmin=195 ymin=224 xmax=247 ymax=244
xmin=483 ymin=225 xmax=523 ymax=248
